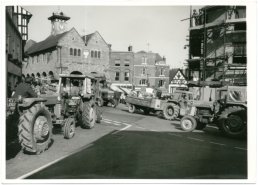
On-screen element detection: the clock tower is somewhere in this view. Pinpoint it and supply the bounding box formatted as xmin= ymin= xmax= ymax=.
xmin=48 ymin=11 xmax=70 ymax=36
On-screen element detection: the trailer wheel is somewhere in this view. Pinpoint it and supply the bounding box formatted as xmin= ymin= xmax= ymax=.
xmin=163 ymin=103 xmax=180 ymax=120
xmin=18 ymin=103 xmax=52 ymax=154
xmin=180 ymin=115 xmax=197 ymax=132
xmin=63 ymin=118 xmax=75 ymax=139
xmin=128 ymin=104 xmax=135 ymax=113
xmin=81 ymin=101 xmax=96 ymax=129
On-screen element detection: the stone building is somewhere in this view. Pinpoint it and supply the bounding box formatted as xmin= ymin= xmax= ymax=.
xmin=109 ymin=46 xmax=134 ymax=88
xmin=133 ymin=51 xmax=169 ymax=89
xmin=6 ymin=6 xmax=32 ymax=92
xmin=23 ymin=11 xmax=110 ymax=81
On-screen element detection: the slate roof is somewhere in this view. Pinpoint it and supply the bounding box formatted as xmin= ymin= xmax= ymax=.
xmin=26 ymin=31 xmax=68 ymax=55
xmin=169 ymin=68 xmax=180 ymax=80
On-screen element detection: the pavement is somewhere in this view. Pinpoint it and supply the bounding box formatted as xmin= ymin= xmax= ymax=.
xmin=6 ymin=104 xmax=247 ymax=179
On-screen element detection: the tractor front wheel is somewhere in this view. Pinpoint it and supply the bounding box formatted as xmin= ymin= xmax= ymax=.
xmin=63 ymin=118 xmax=75 ymax=139
xmin=180 ymin=115 xmax=197 ymax=132
xmin=81 ymin=101 xmax=96 ymax=129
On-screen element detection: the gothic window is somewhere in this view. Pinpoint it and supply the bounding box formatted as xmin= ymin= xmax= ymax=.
xmin=70 ymin=48 xmax=73 ymax=55
xmin=98 ymin=51 xmax=101 ymax=58
xmin=78 ymin=49 xmax=81 ymax=56
xmin=91 ymin=51 xmax=94 ymax=58
xmin=74 ymin=48 xmax=77 ymax=56
xmin=94 ymin=51 xmax=97 ymax=58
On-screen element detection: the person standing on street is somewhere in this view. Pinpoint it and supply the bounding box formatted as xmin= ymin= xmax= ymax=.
xmin=12 ymin=77 xmax=37 ymax=98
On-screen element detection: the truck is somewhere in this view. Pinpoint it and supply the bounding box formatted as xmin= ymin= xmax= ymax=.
xmin=6 ymin=73 xmax=102 ymax=154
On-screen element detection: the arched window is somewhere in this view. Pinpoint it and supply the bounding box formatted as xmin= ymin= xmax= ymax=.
xmin=94 ymin=51 xmax=97 ymax=58
xmin=91 ymin=51 xmax=94 ymax=58
xmin=74 ymin=48 xmax=77 ymax=56
xmin=78 ymin=49 xmax=81 ymax=56
xmin=98 ymin=51 xmax=101 ymax=58
xmin=70 ymin=48 xmax=73 ymax=55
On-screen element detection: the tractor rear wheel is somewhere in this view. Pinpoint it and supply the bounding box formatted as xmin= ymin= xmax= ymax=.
xmin=81 ymin=101 xmax=96 ymax=129
xmin=63 ymin=118 xmax=75 ymax=139
xmin=18 ymin=103 xmax=52 ymax=154
xmin=180 ymin=115 xmax=197 ymax=132
xmin=217 ymin=106 xmax=246 ymax=138
xmin=163 ymin=103 xmax=180 ymax=120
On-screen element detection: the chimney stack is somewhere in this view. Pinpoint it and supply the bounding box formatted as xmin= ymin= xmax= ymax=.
xmin=128 ymin=45 xmax=133 ymax=52
xmin=163 ymin=56 xmax=166 ymax=62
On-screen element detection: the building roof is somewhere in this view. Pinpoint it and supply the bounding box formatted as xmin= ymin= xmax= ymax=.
xmin=26 ymin=31 xmax=68 ymax=55
xmin=82 ymin=33 xmax=95 ymax=45
xmin=169 ymin=68 xmax=180 ymax=79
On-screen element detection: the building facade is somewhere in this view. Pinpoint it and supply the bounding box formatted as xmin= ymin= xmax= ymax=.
xmin=186 ymin=6 xmax=246 ymax=86
xmin=23 ymin=11 xmax=110 ymax=81
xmin=133 ymin=51 xmax=169 ymax=89
xmin=109 ymin=46 xmax=134 ymax=87
xmin=6 ymin=6 xmax=32 ymax=92
xmin=168 ymin=68 xmax=187 ymax=93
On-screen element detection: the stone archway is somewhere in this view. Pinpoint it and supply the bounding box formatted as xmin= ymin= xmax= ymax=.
xmin=70 ymin=71 xmax=82 ymax=75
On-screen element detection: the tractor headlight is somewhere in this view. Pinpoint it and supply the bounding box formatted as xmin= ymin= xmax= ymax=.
xmin=18 ymin=95 xmax=23 ymax=103
xmin=57 ymin=96 xmax=61 ymax=101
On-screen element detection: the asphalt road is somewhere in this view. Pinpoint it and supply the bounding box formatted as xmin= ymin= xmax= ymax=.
xmin=6 ymin=104 xmax=247 ymax=179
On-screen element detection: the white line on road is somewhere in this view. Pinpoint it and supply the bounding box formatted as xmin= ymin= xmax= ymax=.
xmin=111 ymin=122 xmax=132 ymax=135
xmin=234 ymin=147 xmax=247 ymax=151
xmin=103 ymin=120 xmax=121 ymax=126
xmin=150 ymin=129 xmax=158 ymax=132
xmin=17 ymin=143 xmax=94 ymax=179
xmin=209 ymin=141 xmax=226 ymax=146
xmin=207 ymin=125 xmax=219 ymax=129
xmin=168 ymin=133 xmax=182 ymax=137
xmin=135 ymin=126 xmax=148 ymax=130
xmin=187 ymin=137 xmax=204 ymax=142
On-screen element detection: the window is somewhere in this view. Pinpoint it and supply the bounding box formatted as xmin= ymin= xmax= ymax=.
xmin=115 ymin=60 xmax=120 ymax=66
xmin=78 ymin=49 xmax=81 ymax=56
xmin=94 ymin=51 xmax=97 ymax=58
xmin=142 ymin=57 xmax=147 ymax=64
xmin=74 ymin=48 xmax=77 ymax=56
xmin=91 ymin=51 xmax=94 ymax=58
xmin=115 ymin=72 xmax=120 ymax=81
xmin=47 ymin=53 xmax=50 ymax=62
xmin=142 ymin=68 xmax=146 ymax=75
xmin=140 ymin=79 xmax=146 ymax=85
xmin=124 ymin=72 xmax=129 ymax=81
xmin=125 ymin=60 xmax=130 ymax=67
xmin=160 ymin=68 xmax=164 ymax=76
xmin=158 ymin=80 xmax=164 ymax=87
xmin=70 ymin=48 xmax=73 ymax=55
xmin=98 ymin=51 xmax=101 ymax=58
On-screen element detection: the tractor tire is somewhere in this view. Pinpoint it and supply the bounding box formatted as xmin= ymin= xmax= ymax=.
xmin=81 ymin=101 xmax=96 ymax=129
xmin=96 ymin=105 xmax=102 ymax=123
xmin=163 ymin=103 xmax=180 ymax=120
xmin=63 ymin=118 xmax=75 ymax=139
xmin=97 ymin=98 xmax=104 ymax=107
xmin=110 ymin=99 xmax=118 ymax=108
xmin=217 ymin=106 xmax=247 ymax=138
xmin=180 ymin=115 xmax=197 ymax=132
xmin=128 ymin=104 xmax=135 ymax=113
xmin=18 ymin=103 xmax=52 ymax=154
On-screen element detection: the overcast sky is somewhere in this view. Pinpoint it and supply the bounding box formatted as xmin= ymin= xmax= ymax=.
xmin=23 ymin=6 xmax=196 ymax=68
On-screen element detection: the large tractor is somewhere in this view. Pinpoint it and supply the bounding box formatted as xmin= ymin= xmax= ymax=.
xmin=6 ymin=73 xmax=102 ymax=154
xmin=180 ymin=86 xmax=247 ymax=138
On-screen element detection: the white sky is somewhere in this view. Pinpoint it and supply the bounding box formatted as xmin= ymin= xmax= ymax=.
xmin=23 ymin=6 xmax=194 ymax=69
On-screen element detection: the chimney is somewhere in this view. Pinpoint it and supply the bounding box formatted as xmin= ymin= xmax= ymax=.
xmin=163 ymin=56 xmax=166 ymax=62
xmin=108 ymin=44 xmax=112 ymax=49
xmin=128 ymin=45 xmax=133 ymax=52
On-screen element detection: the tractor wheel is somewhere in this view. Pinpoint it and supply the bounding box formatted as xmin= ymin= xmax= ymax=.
xmin=81 ymin=101 xmax=96 ymax=129
xmin=110 ymin=99 xmax=118 ymax=108
xmin=163 ymin=103 xmax=180 ymax=120
xmin=180 ymin=115 xmax=197 ymax=132
xmin=18 ymin=103 xmax=52 ymax=154
xmin=63 ymin=118 xmax=75 ymax=139
xmin=217 ymin=106 xmax=246 ymax=138
xmin=97 ymin=98 xmax=104 ymax=107
xmin=128 ymin=104 xmax=135 ymax=113
xmin=96 ymin=105 xmax=102 ymax=123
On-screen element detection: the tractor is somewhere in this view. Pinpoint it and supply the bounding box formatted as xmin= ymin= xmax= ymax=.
xmin=180 ymin=86 xmax=247 ymax=138
xmin=6 ymin=73 xmax=102 ymax=154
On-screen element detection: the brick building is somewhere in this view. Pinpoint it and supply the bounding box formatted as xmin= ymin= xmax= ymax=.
xmin=23 ymin=11 xmax=110 ymax=81
xmin=133 ymin=51 xmax=169 ymax=89
xmin=186 ymin=6 xmax=246 ymax=86
xmin=6 ymin=6 xmax=32 ymax=93
xmin=109 ymin=46 xmax=134 ymax=88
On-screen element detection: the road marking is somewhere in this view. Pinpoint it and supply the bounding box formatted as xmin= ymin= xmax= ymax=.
xmin=207 ymin=125 xmax=218 ymax=129
xmin=111 ymin=122 xmax=132 ymax=135
xmin=150 ymin=129 xmax=158 ymax=132
xmin=135 ymin=126 xmax=148 ymax=130
xmin=103 ymin=120 xmax=121 ymax=126
xmin=187 ymin=137 xmax=204 ymax=142
xmin=234 ymin=147 xmax=247 ymax=151
xmin=168 ymin=133 xmax=182 ymax=137
xmin=17 ymin=143 xmax=94 ymax=179
xmin=209 ymin=141 xmax=226 ymax=146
